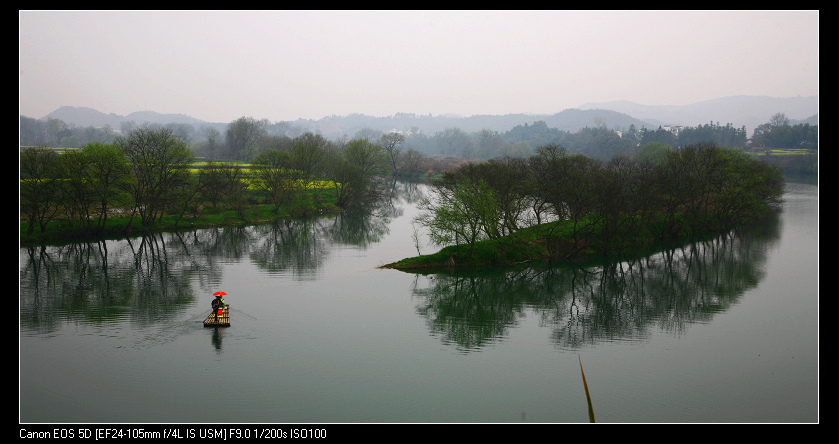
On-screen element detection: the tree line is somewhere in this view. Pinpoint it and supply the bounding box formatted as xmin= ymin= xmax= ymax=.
xmin=200 ymin=114 xmax=808 ymax=163
xmin=415 ymin=143 xmax=786 ymax=261
xmin=17 ymin=113 xmax=801 ymax=246
xmin=750 ymin=112 xmax=818 ymax=150
xmin=20 ymin=111 xmax=817 ymax=166
xmin=20 ymin=127 xmax=402 ymax=239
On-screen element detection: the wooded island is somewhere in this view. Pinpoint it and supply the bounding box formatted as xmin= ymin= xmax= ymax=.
xmin=384 ymin=143 xmax=786 ymax=270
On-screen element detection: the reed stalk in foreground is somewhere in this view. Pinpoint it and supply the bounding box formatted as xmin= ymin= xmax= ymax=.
xmin=579 ymin=355 xmax=595 ymax=423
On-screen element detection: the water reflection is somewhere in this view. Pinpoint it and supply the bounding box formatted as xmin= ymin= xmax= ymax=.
xmin=18 ymin=182 xmax=816 ymax=423
xmin=19 ymin=183 xmax=421 ymax=335
xmin=20 ymin=235 xmax=196 ymax=334
xmin=20 ymin=181 xmax=782 ymax=353
xmin=408 ymin=212 xmax=781 ymax=352
xmin=210 ymin=324 xmax=226 ymax=352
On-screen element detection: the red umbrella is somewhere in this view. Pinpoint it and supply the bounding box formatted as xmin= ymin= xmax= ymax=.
xmin=213 ymin=291 xmax=227 ymax=296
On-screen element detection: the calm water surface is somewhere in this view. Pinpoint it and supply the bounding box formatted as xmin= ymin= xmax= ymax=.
xmin=19 ymin=182 xmax=818 ymax=423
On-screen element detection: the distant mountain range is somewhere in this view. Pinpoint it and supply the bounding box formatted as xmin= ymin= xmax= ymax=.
xmin=579 ymin=95 xmax=818 ymax=132
xmin=31 ymin=95 xmax=818 ymax=139
xmin=39 ymin=107 xmax=206 ymax=129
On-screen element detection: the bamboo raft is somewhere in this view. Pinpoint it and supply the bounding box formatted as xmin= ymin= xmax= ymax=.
xmin=204 ymin=305 xmax=230 ymax=327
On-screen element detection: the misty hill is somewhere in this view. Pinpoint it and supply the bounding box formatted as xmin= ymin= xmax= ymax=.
xmin=32 ymin=95 xmax=818 ymax=139
xmin=34 ymin=106 xmax=650 ymax=138
xmin=579 ymin=95 xmax=818 ymax=134
xmin=43 ymin=106 xmax=210 ymax=130
xmin=295 ymin=108 xmax=651 ymax=138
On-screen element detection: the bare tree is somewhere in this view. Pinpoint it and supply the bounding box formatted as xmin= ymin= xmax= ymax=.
xmin=769 ymin=112 xmax=789 ymax=128
xmin=20 ymin=147 xmax=62 ymax=234
xmin=201 ymin=126 xmax=221 ymax=159
xmin=117 ymin=128 xmax=194 ymax=226
xmin=380 ymin=131 xmax=405 ymax=177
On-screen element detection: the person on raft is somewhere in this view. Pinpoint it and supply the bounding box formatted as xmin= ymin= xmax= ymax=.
xmin=212 ymin=293 xmax=226 ymax=321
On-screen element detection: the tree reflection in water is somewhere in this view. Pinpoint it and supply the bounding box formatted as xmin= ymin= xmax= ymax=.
xmin=408 ymin=212 xmax=781 ymax=352
xmin=19 ymin=187 xmax=405 ymax=334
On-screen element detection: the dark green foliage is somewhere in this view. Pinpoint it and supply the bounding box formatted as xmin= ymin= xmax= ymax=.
xmin=678 ymin=122 xmax=748 ymax=148
xmin=754 ymin=122 xmax=818 ymax=149
xmin=406 ymin=143 xmax=785 ymax=269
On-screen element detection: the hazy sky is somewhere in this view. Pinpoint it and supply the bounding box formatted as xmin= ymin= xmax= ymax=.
xmin=19 ymin=10 xmax=819 ymax=123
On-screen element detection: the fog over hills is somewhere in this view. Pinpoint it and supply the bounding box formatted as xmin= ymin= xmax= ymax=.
xmin=579 ymin=95 xmax=819 ymax=133
xmin=32 ymin=95 xmax=818 ymax=139
xmin=43 ymin=106 xmax=206 ymax=129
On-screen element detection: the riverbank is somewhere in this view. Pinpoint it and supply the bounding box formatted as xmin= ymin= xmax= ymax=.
xmin=381 ymin=212 xmax=765 ymax=272
xmin=382 ymin=219 xmax=599 ymax=271
xmin=19 ymin=192 xmax=342 ymax=247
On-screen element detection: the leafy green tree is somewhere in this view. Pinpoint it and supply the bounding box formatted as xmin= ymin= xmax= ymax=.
xmin=344 ymin=139 xmax=388 ymax=181
xmin=712 ymin=150 xmax=785 ymax=228
xmin=453 ymin=158 xmax=532 ymax=238
xmin=416 ymin=176 xmax=497 ymax=252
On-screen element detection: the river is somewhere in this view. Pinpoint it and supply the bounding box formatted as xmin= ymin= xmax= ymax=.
xmin=19 ymin=181 xmax=818 ymax=423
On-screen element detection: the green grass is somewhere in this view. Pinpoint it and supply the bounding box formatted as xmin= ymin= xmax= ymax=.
xmin=381 ymin=209 xmax=755 ymax=272
xmin=382 ymin=221 xmax=562 ymax=271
